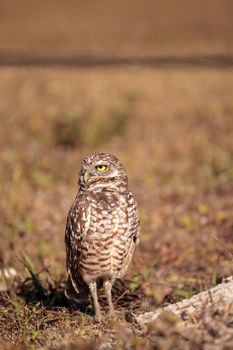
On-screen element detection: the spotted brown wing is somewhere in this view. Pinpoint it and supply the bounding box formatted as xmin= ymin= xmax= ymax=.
xmin=117 ymin=196 xmax=140 ymax=278
xmin=65 ymin=196 xmax=91 ymax=293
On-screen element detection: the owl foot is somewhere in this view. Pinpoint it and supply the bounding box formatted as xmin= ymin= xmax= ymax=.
xmin=94 ymin=310 xmax=102 ymax=322
xmin=107 ymin=306 xmax=115 ymax=317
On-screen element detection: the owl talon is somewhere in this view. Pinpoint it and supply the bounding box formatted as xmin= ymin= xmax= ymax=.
xmin=94 ymin=311 xmax=102 ymax=322
xmin=108 ymin=309 xmax=115 ymax=318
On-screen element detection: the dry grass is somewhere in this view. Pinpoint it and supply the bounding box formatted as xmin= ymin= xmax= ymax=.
xmin=0 ymin=66 xmax=232 ymax=348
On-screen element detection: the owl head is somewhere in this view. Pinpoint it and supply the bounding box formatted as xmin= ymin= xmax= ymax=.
xmin=79 ymin=153 xmax=128 ymax=189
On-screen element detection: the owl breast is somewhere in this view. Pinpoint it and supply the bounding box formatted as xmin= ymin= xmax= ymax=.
xmin=78 ymin=190 xmax=134 ymax=284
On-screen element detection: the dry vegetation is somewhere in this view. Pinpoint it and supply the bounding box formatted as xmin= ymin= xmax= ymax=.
xmin=0 ymin=67 xmax=232 ymax=349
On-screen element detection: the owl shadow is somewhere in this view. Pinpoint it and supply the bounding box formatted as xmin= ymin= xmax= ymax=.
xmin=15 ymin=271 xmax=89 ymax=314
xmin=15 ymin=272 xmax=69 ymax=308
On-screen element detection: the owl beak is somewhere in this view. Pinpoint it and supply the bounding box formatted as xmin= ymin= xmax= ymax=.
xmin=82 ymin=170 xmax=90 ymax=183
xmin=80 ymin=168 xmax=90 ymax=184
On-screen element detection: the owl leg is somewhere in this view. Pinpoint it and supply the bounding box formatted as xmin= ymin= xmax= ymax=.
xmin=89 ymin=281 xmax=102 ymax=322
xmin=103 ymin=280 xmax=114 ymax=316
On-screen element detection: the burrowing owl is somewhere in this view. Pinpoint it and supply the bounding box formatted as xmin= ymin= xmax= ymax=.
xmin=65 ymin=152 xmax=140 ymax=321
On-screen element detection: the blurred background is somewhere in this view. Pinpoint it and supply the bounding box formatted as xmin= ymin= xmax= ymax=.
xmin=0 ymin=0 xmax=233 ymax=346
xmin=1 ymin=0 xmax=233 ymax=58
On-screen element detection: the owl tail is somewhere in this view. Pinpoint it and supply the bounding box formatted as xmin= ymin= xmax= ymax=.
xmin=65 ymin=274 xmax=90 ymax=302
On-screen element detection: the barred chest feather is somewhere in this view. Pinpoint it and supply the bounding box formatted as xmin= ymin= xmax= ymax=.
xmin=70 ymin=188 xmax=138 ymax=283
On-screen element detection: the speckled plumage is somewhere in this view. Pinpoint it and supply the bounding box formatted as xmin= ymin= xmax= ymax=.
xmin=65 ymin=153 xmax=140 ymax=321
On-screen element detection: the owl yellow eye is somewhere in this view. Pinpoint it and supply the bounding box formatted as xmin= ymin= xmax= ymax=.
xmin=96 ymin=165 xmax=107 ymax=172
